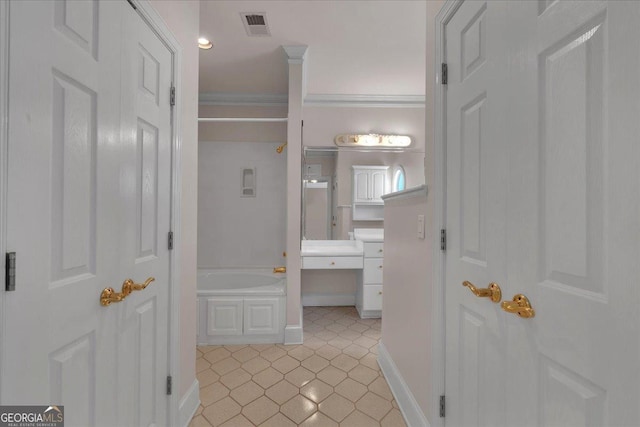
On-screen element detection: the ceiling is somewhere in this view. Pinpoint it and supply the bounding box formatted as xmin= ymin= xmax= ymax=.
xmin=198 ymin=1 xmax=427 ymax=97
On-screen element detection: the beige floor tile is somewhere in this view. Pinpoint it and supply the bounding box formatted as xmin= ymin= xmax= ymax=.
xmin=348 ymin=323 xmax=369 ymax=333
xmin=299 ymin=411 xmax=338 ymax=427
xmin=362 ymin=328 xmax=382 ymax=339
xmin=342 ymin=344 xmax=369 ymax=359
xmin=318 ymin=393 xmax=354 ymax=422
xmin=356 ymin=392 xmax=393 ymax=421
xmin=203 ymin=348 xmax=231 ymax=364
xmin=369 ymin=376 xmax=394 ymax=401
xmin=252 ymin=367 xmax=284 ymax=389
xmin=392 ymin=399 xmax=399 ymax=409
xmin=340 ymin=409 xmax=378 ymax=427
xmin=200 ymin=382 xmax=230 ymax=407
xmin=202 ymin=397 xmax=241 ymax=426
xmin=265 ymin=380 xmax=299 ymax=405
xmin=196 ymin=358 xmax=211 ymax=373
xmin=280 ymin=394 xmax=317 ymax=424
xmin=219 ymin=368 xmax=251 ymax=390
xmin=230 ymin=346 xmax=259 ymax=363
xmin=189 ymin=415 xmax=211 ymax=427
xmin=260 ymin=346 xmax=287 ymax=362
xmin=316 ymin=365 xmax=347 ymax=386
xmin=197 ymin=369 xmax=220 ymax=388
xmin=219 ymin=414 xmax=253 ymax=427
xmin=304 ymin=313 xmax=322 ymax=322
xmin=315 ymin=344 xmax=341 ymax=361
xmin=241 ymin=356 xmax=270 ymax=375
xmin=327 ymin=337 xmax=352 ymax=349
xmin=338 ymin=329 xmax=362 ymax=341
xmin=348 ymin=365 xmax=379 ymax=386
xmin=284 ymin=366 xmax=315 ymax=387
xmin=271 ymin=355 xmax=300 ymax=374
xmin=359 ymin=353 xmax=381 ymax=371
xmin=381 ymin=408 xmax=407 ymax=427
xmin=369 ymin=344 xmax=379 ymax=354
xmin=336 ymin=317 xmax=356 ymax=327
xmin=334 ymin=378 xmax=368 ymax=402
xmin=249 ymin=343 xmax=274 ymax=352
xmin=241 ymin=396 xmax=279 ymax=425
xmin=301 ymin=354 xmax=330 ymax=373
xmin=288 ymin=345 xmax=314 ymax=361
xmin=353 ymin=335 xmax=378 ymax=349
xmin=313 ymin=317 xmax=334 ymax=326
xmin=302 ymin=337 xmax=326 ymax=349
xmin=258 ymin=412 xmax=297 ymax=427
xmin=300 ymin=378 xmax=333 ymax=404
xmin=313 ymin=330 xmax=338 ymax=341
xmin=229 ymin=380 xmax=264 ymax=406
xmin=224 ymin=344 xmax=248 ymax=352
xmin=303 ymin=324 xmax=324 ymax=333
xmin=325 ymin=323 xmax=347 ymax=333
xmin=196 ymin=405 xmax=204 ymax=416
xmin=330 ymin=354 xmax=359 ymax=372
xmin=211 ymin=358 xmax=242 ymax=376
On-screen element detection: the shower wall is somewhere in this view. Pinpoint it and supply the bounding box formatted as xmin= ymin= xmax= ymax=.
xmin=198 ymin=141 xmax=287 ymax=268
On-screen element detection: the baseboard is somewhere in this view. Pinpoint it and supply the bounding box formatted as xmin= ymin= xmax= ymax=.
xmin=378 ymin=342 xmax=430 ymax=427
xmin=178 ymin=379 xmax=200 ymax=427
xmin=302 ymin=293 xmax=355 ymax=307
xmin=284 ymin=306 xmax=304 ymax=344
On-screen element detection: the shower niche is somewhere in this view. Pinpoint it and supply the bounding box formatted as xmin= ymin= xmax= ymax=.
xmin=241 ymin=167 xmax=256 ymax=197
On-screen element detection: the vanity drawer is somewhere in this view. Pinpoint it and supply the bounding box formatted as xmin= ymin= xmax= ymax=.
xmin=363 ymin=284 xmax=383 ymax=311
xmin=363 ymin=242 xmax=384 ymax=258
xmin=363 ymin=258 xmax=383 ymax=283
xmin=302 ymin=256 xmax=364 ymax=269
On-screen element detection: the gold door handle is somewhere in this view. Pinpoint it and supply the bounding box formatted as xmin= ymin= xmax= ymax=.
xmin=501 ymin=294 xmax=535 ymax=318
xmin=462 ymin=281 xmax=502 ymax=303
xmin=100 ymin=277 xmax=155 ymax=306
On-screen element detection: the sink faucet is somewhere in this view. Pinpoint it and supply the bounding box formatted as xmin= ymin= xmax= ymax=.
xmin=273 ymin=266 xmax=286 ymax=273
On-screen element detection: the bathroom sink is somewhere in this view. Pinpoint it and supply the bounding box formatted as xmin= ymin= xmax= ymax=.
xmin=353 ymin=228 xmax=384 ymax=242
xmin=301 ymin=240 xmax=364 ymax=256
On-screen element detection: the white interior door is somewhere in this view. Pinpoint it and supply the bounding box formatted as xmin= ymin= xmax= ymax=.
xmin=444 ymin=1 xmax=640 ymax=426
xmin=2 ymin=2 xmax=173 ymax=426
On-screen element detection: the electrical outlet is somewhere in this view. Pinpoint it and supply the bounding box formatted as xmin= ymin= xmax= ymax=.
xmin=417 ymin=215 xmax=425 ymax=239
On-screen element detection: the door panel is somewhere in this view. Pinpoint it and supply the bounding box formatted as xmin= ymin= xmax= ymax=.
xmin=445 ymin=1 xmax=640 ymax=426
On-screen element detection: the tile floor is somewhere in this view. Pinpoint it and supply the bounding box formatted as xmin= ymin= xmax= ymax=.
xmin=189 ymin=306 xmax=406 ymax=427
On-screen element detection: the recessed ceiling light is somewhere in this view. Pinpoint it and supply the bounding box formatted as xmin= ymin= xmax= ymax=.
xmin=198 ymin=37 xmax=213 ymax=50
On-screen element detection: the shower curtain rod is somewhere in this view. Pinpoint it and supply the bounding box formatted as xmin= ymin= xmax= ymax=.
xmin=197 ymin=117 xmax=288 ymax=123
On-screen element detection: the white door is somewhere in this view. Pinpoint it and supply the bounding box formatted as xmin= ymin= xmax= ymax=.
xmin=444 ymin=1 xmax=640 ymax=426
xmin=2 ymin=2 xmax=174 ymax=426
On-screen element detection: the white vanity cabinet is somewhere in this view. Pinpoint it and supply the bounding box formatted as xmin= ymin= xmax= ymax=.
xmin=354 ymin=230 xmax=384 ymax=318
xmin=352 ymin=166 xmax=389 ymax=221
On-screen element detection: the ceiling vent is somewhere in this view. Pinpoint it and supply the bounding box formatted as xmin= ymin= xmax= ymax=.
xmin=240 ymin=13 xmax=271 ymax=37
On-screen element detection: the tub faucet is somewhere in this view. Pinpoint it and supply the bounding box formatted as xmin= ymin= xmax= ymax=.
xmin=273 ymin=266 xmax=286 ymax=273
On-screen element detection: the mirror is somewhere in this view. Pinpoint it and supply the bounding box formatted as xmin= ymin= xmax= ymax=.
xmin=302 ymin=147 xmax=425 ymax=240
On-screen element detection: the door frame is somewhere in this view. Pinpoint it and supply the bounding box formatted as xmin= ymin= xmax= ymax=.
xmin=0 ymin=1 xmax=185 ymax=425
xmin=431 ymin=1 xmax=464 ymax=426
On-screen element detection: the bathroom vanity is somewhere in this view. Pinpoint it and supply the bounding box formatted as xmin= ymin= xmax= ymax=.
xmin=301 ymin=240 xmax=364 ymax=269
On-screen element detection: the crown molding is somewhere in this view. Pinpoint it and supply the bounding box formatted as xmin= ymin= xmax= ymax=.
xmin=199 ymin=92 xmax=288 ymax=107
xmin=198 ymin=92 xmax=426 ymax=108
xmin=304 ymin=94 xmax=425 ymax=108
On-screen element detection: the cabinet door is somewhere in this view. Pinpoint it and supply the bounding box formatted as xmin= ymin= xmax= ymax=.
xmin=353 ymin=170 xmax=371 ymax=202
xmin=207 ymin=298 xmax=243 ymax=336
xmin=244 ymin=298 xmax=279 ymax=335
xmin=363 ymin=285 xmax=383 ymax=311
xmin=370 ymin=170 xmax=387 ymax=201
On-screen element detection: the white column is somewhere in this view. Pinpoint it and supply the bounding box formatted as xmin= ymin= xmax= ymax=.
xmin=283 ymin=45 xmax=307 ymax=344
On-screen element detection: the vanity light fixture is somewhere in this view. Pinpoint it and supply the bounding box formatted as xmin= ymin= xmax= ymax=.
xmin=198 ymin=37 xmax=213 ymax=50
xmin=334 ymin=134 xmax=411 ymax=148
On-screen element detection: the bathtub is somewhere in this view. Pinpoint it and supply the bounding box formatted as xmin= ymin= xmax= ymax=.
xmin=197 ymin=269 xmax=287 ymax=345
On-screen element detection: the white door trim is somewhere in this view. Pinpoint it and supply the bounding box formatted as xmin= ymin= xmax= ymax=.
xmin=132 ymin=2 xmax=184 ymax=425
xmin=0 ymin=0 xmax=9 ymax=405
xmin=432 ymin=1 xmax=464 ymax=425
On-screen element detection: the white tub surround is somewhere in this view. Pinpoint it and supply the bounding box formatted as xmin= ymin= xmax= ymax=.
xmin=353 ymin=229 xmax=385 ymax=318
xmin=197 ymin=269 xmax=286 ymax=345
xmin=301 ymin=240 xmax=364 ymax=269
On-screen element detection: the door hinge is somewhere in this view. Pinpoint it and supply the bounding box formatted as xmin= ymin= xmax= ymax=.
xmin=126 ymin=0 xmax=137 ymax=10
xmin=168 ymin=231 xmax=174 ymax=250
xmin=170 ymin=86 xmax=176 ymax=107
xmin=440 ymin=229 xmax=447 ymax=251
xmin=166 ymin=376 xmax=173 ymax=395
xmin=441 ymin=63 xmax=448 ymax=85
xmin=440 ymin=395 xmax=446 ymax=417
xmin=5 ymin=252 xmax=16 ymax=292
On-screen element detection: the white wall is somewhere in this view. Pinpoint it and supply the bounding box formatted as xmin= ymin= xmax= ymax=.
xmin=380 ymin=0 xmax=444 ymax=423
xmin=198 ymin=141 xmax=287 ymax=268
xmin=148 ymin=0 xmax=200 ymax=403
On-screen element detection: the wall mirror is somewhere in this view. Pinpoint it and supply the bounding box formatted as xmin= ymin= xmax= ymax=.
xmin=302 ymin=147 xmax=425 ymax=240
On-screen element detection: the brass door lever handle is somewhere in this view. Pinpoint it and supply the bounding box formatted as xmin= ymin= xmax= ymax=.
xmin=462 ymin=281 xmax=502 ymax=303
xmin=100 ymin=277 xmax=155 ymax=306
xmin=501 ymin=294 xmax=535 ymax=318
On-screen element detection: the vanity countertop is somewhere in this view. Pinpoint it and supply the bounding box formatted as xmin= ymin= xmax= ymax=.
xmin=353 ymin=228 xmax=384 ymax=242
xmin=301 ymin=240 xmax=364 ymax=257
